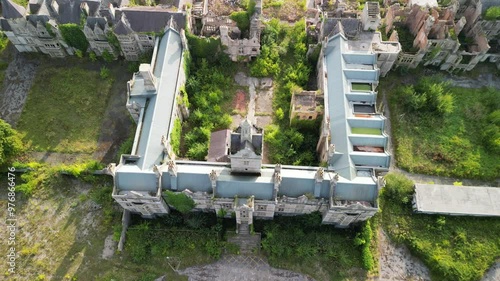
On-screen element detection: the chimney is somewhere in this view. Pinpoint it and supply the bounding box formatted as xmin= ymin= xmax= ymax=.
xmin=139 ymin=64 xmax=157 ymax=92
xmin=51 ymin=0 xmax=59 ymax=15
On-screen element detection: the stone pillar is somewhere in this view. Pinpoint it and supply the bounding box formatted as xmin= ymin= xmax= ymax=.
xmin=273 ymin=164 xmax=282 ymax=200
xmin=209 ymin=170 xmax=218 ymax=195
xmin=167 ymin=161 xmax=177 ymax=190
xmin=314 ymin=167 xmax=324 ymax=197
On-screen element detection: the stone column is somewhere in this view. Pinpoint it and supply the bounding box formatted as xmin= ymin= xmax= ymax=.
xmin=167 ymin=160 xmax=177 ymax=190
xmin=209 ymin=170 xmax=218 ymax=196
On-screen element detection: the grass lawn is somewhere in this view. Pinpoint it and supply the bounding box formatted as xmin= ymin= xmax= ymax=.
xmin=17 ymin=64 xmax=114 ymax=153
xmin=351 ymin=127 xmax=382 ymax=135
xmin=380 ymin=173 xmax=500 ymax=281
xmin=383 ymin=75 xmax=499 ymax=180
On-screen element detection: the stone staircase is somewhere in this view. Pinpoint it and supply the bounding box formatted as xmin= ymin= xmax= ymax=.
xmin=227 ymin=223 xmax=261 ymax=255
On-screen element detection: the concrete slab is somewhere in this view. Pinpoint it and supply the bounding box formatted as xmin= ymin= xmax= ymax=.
xmin=413 ymin=184 xmax=500 ymax=217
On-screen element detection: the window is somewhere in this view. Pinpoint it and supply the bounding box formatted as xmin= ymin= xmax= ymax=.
xmin=244 ymin=161 xmax=249 ymax=166
xmin=222 ymin=203 xmax=232 ymax=209
xmin=258 ymin=205 xmax=266 ymax=211
xmin=278 ymin=207 xmax=284 ymax=212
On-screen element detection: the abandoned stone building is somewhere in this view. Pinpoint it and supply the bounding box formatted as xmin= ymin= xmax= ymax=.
xmin=307 ymin=1 xmax=401 ymax=76
xmin=0 ymin=0 xmax=187 ymax=60
xmin=191 ymin=0 xmax=263 ymax=61
xmin=289 ymin=90 xmax=324 ymax=123
xmin=107 ymin=21 xmax=386 ymax=230
xmin=0 ymin=0 xmax=75 ymax=57
xmin=383 ymin=0 xmax=499 ymax=71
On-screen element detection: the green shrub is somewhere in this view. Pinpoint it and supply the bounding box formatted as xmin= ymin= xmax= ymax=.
xmin=163 ymin=190 xmax=195 ymax=214
xmin=89 ymin=51 xmax=97 ymax=62
xmin=102 ymin=49 xmax=114 ymax=62
xmin=382 ymin=173 xmax=414 ymax=204
xmin=59 ymin=23 xmax=89 ymax=52
xmin=400 ymin=77 xmax=453 ymax=115
xmin=75 ymin=49 xmax=83 ymax=58
xmin=100 ymin=66 xmax=110 ymax=80
xmin=484 ymin=6 xmax=500 ymax=20
xmin=0 ymin=118 xmax=24 ymax=166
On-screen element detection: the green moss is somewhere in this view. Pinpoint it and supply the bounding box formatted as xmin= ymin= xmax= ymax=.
xmin=484 ymin=6 xmax=500 ymax=20
xmin=351 ymin=128 xmax=382 ymax=135
xmin=352 ymin=83 xmax=372 ymax=91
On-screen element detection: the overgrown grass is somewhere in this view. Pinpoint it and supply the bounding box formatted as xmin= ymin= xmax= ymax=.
xmin=385 ymin=75 xmax=500 ymax=180
xmin=17 ymin=64 xmax=114 ymax=153
xmin=125 ymin=212 xmax=223 ymax=263
xmin=380 ymin=173 xmax=500 ymax=281
xmin=255 ymin=212 xmax=366 ymax=280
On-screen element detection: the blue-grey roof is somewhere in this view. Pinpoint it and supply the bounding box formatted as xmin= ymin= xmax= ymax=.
xmin=118 ymin=8 xmax=186 ymax=33
xmin=135 ymin=28 xmax=183 ymax=170
xmin=323 ymin=33 xmax=389 ymax=180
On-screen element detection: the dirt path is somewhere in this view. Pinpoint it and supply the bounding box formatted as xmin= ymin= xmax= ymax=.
xmin=376 ymin=229 xmax=430 ymax=281
xmin=178 ymin=255 xmax=314 ymax=281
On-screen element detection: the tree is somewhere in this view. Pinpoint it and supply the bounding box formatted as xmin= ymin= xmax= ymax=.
xmin=0 ymin=119 xmax=23 ymax=166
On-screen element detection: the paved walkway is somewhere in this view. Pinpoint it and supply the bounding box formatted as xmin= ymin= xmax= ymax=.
xmin=0 ymin=52 xmax=39 ymax=126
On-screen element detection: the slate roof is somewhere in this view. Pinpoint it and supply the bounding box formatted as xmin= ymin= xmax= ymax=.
xmin=0 ymin=18 xmax=12 ymax=31
xmin=86 ymin=16 xmax=106 ymax=30
xmin=114 ymin=15 xmax=134 ymax=35
xmin=118 ymin=8 xmax=186 ymax=33
xmin=207 ymin=129 xmax=231 ymax=162
xmin=323 ymin=18 xmax=360 ymax=40
xmin=230 ymin=120 xmax=263 ymax=155
xmin=1 ymin=0 xmax=26 ymax=19
xmin=57 ymin=0 xmax=83 ymax=24
xmin=81 ymin=0 xmax=101 ymax=16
